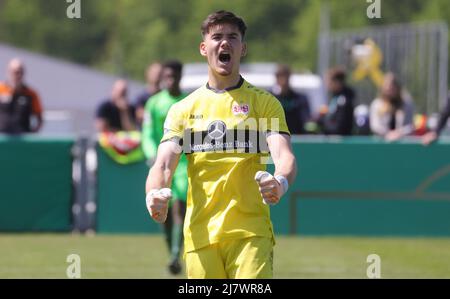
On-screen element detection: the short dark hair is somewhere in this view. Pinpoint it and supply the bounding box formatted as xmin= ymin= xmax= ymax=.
xmin=163 ymin=60 xmax=183 ymax=74
xmin=327 ymin=66 xmax=347 ymax=83
xmin=275 ymin=64 xmax=291 ymax=77
xmin=201 ymin=10 xmax=247 ymax=40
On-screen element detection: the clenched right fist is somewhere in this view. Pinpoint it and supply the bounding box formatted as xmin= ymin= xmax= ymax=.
xmin=146 ymin=188 xmax=172 ymax=223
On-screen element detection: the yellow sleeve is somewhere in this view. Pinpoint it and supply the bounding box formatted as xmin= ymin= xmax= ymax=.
xmin=161 ymin=102 xmax=185 ymax=144
xmin=260 ymin=94 xmax=290 ymax=135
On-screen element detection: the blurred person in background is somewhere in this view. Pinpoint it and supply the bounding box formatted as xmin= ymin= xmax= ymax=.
xmin=0 ymin=58 xmax=43 ymax=134
xmin=271 ymin=64 xmax=311 ymax=134
xmin=422 ymin=92 xmax=450 ymax=145
xmin=95 ymin=79 xmax=136 ymax=133
xmin=141 ymin=60 xmax=188 ymax=275
xmin=317 ymin=67 xmax=355 ymax=135
xmin=370 ymin=73 xmax=414 ymax=142
xmin=134 ymin=62 xmax=163 ymax=129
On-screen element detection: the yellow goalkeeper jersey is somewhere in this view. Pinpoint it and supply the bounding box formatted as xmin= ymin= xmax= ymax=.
xmin=161 ymin=77 xmax=290 ymax=253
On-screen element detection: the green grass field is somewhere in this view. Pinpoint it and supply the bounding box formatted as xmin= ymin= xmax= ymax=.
xmin=1 ymin=234 xmax=450 ymax=279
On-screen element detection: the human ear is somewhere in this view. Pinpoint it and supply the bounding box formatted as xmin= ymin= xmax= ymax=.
xmin=241 ymin=43 xmax=247 ymax=57
xmin=199 ymin=41 xmax=207 ymax=57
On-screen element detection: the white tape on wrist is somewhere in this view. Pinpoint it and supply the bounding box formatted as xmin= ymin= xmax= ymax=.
xmin=158 ymin=188 xmax=172 ymax=198
xmin=146 ymin=188 xmax=172 ymax=206
xmin=275 ymin=175 xmax=289 ymax=195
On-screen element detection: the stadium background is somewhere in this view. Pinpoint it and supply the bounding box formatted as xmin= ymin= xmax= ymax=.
xmin=1 ymin=0 xmax=450 ymax=278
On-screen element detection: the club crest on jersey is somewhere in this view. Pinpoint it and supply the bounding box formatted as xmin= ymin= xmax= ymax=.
xmin=232 ymin=103 xmax=249 ymax=116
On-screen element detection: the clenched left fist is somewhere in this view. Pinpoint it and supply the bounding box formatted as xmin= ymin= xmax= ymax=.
xmin=254 ymin=171 xmax=289 ymax=205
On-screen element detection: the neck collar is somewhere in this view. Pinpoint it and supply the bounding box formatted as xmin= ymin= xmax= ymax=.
xmin=206 ymin=76 xmax=244 ymax=94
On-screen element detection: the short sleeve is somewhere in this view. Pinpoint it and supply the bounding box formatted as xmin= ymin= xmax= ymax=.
xmin=96 ymin=101 xmax=109 ymax=118
xmin=161 ymin=103 xmax=185 ymax=144
xmin=260 ymin=94 xmax=290 ymax=136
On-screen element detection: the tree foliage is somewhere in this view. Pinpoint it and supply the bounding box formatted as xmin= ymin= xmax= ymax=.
xmin=0 ymin=0 xmax=448 ymax=81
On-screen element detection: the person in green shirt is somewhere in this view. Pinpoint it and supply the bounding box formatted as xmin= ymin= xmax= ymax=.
xmin=142 ymin=60 xmax=188 ymax=275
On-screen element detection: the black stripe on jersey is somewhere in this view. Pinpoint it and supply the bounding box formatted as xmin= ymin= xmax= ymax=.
xmin=267 ymin=130 xmax=291 ymax=137
xmin=160 ymin=136 xmax=183 ymax=146
xmin=205 ymin=76 xmax=244 ymax=94
xmin=182 ymin=128 xmax=270 ymax=154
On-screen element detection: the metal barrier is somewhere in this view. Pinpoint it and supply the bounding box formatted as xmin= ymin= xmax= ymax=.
xmin=319 ymin=22 xmax=448 ymax=114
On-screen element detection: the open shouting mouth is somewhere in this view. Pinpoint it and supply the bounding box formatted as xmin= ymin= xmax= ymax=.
xmin=218 ymin=51 xmax=231 ymax=64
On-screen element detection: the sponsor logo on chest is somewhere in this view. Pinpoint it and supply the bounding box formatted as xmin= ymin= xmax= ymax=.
xmin=189 ymin=114 xmax=203 ymax=119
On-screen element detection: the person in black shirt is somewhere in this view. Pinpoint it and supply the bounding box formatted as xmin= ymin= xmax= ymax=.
xmin=271 ymin=65 xmax=311 ymax=134
xmin=318 ymin=67 xmax=355 ymax=136
xmin=0 ymin=58 xmax=43 ymax=134
xmin=422 ymin=93 xmax=450 ymax=145
xmin=96 ymin=79 xmax=136 ymax=132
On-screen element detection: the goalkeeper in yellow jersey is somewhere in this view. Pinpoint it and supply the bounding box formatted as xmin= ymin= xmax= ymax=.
xmin=145 ymin=10 xmax=297 ymax=278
